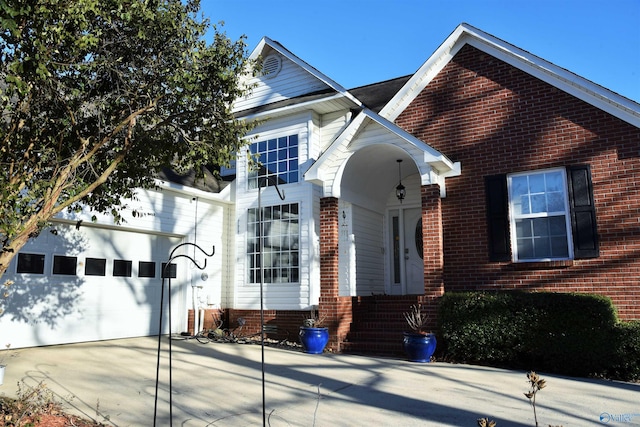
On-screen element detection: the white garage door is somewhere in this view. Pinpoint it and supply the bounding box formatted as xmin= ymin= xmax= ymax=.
xmin=1 ymin=222 xmax=186 ymax=348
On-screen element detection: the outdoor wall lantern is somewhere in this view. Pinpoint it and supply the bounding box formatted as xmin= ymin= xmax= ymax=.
xmin=396 ymin=159 xmax=406 ymax=203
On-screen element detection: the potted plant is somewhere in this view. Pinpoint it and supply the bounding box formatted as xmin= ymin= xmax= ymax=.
xmin=299 ymin=307 xmax=329 ymax=354
xmin=403 ymin=304 xmax=437 ymax=362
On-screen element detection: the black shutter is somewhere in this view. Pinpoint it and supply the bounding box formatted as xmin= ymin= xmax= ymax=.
xmin=567 ymin=165 xmax=599 ymax=259
xmin=485 ymin=174 xmax=511 ymax=261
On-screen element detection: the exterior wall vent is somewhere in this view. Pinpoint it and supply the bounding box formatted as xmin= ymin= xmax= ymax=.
xmin=262 ymin=54 xmax=282 ymax=79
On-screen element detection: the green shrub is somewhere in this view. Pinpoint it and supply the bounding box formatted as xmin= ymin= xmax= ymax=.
xmin=437 ymin=291 xmax=632 ymax=379
xmin=605 ymin=320 xmax=640 ymax=382
xmin=437 ymin=292 xmax=534 ymax=366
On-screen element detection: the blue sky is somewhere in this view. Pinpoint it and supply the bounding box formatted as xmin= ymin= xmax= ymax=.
xmin=202 ymin=0 xmax=640 ymax=103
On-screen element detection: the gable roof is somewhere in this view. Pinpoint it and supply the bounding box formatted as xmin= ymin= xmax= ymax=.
xmin=380 ymin=23 xmax=640 ymax=127
xmin=253 ymin=38 xmax=355 ymax=99
xmin=304 ymin=105 xmax=460 ymax=199
xmin=234 ymin=37 xmax=362 ymax=119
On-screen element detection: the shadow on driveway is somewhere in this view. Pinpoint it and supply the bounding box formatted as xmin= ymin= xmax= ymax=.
xmin=3 ymin=337 xmax=638 ymax=426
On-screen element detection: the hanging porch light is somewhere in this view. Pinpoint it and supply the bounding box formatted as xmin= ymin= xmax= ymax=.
xmin=396 ymin=159 xmax=406 ymax=203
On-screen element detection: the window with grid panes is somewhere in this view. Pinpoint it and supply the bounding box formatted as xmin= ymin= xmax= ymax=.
xmin=248 ymin=135 xmax=298 ymax=189
xmin=507 ymin=168 xmax=572 ymax=261
xmin=247 ymin=203 xmax=299 ymax=284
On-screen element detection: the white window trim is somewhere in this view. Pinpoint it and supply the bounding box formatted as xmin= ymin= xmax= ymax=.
xmin=507 ymin=167 xmax=574 ymax=262
xmin=247 ymin=134 xmax=299 ymax=191
xmin=247 ymin=202 xmax=300 ymax=285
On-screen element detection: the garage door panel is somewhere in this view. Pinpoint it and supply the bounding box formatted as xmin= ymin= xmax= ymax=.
xmin=1 ymin=223 xmax=185 ymax=348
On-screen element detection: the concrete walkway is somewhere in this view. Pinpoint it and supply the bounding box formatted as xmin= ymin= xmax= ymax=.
xmin=0 ymin=337 xmax=638 ymax=426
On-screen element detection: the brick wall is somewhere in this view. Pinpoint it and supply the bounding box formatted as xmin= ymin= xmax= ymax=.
xmin=225 ymin=309 xmax=307 ymax=342
xmin=319 ymin=197 xmax=353 ymax=351
xmin=395 ymin=44 xmax=640 ymax=320
xmin=421 ymin=184 xmax=445 ymax=297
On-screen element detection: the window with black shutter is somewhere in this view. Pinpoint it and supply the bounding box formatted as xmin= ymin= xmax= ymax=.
xmin=567 ymin=165 xmax=599 ymax=258
xmin=485 ymin=165 xmax=599 ymax=262
xmin=485 ymin=174 xmax=511 ymax=261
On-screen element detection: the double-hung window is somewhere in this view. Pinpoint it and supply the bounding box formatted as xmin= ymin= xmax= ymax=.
xmin=508 ymin=169 xmax=571 ymax=261
xmin=486 ymin=165 xmax=598 ymax=262
xmin=248 ymin=134 xmax=299 ymax=189
xmin=247 ymin=203 xmax=300 ymax=284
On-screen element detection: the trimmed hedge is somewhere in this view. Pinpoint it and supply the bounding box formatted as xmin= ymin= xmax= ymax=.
xmin=603 ymin=320 xmax=640 ymax=382
xmin=438 ymin=291 xmax=639 ymax=381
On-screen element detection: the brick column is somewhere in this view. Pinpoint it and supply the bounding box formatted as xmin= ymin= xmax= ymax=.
xmin=421 ymin=185 xmax=444 ymax=329
xmin=319 ymin=197 xmax=352 ymax=352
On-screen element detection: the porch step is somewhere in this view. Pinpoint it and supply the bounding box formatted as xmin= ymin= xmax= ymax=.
xmin=343 ymin=327 xmax=407 ymax=357
xmin=342 ymin=295 xmax=422 ymax=358
xmin=340 ymin=340 xmax=404 ymax=357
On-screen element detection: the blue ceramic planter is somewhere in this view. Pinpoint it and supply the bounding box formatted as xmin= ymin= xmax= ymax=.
xmin=299 ymin=327 xmax=329 ymax=354
xmin=403 ymin=332 xmax=437 ymax=362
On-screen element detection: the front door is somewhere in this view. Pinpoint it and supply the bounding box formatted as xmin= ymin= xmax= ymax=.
xmin=388 ymin=208 xmax=424 ymax=295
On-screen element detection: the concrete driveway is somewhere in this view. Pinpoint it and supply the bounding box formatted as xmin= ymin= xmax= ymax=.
xmin=1 ymin=337 xmax=638 ymax=426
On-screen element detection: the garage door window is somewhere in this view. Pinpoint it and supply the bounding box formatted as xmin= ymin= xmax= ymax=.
xmin=85 ymin=258 xmax=107 ymax=276
xmin=162 ymin=263 xmax=177 ymax=278
xmin=53 ymin=255 xmax=77 ymax=275
xmin=17 ymin=253 xmax=45 ymax=274
xmin=139 ymin=261 xmax=156 ymax=278
xmin=113 ymin=260 xmax=133 ymax=277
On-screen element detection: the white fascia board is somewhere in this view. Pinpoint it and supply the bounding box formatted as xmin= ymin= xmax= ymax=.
xmin=304 ymin=111 xmax=367 ymax=185
xmin=380 ymin=24 xmax=468 ymax=121
xmin=381 ymin=23 xmax=640 ymax=127
xmin=363 ymin=109 xmax=458 ymax=174
xmin=259 ymin=37 xmax=363 ymax=108
xmin=303 ymin=168 xmax=323 ymax=186
xmin=248 ymin=37 xmax=268 ymax=61
xmin=236 ymin=92 xmax=353 ymax=122
xmin=460 ymin=27 xmax=640 ymax=127
xmin=153 ymin=179 xmax=233 ymax=204
xmin=305 ymin=107 xmax=459 ymax=184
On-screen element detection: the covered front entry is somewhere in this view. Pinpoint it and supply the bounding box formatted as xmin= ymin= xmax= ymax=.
xmin=314 ymin=145 xmax=449 ymax=352
xmin=305 ymin=110 xmax=458 ymax=353
xmin=388 ymin=207 xmax=425 ymax=295
xmin=337 ymin=144 xmax=426 ymax=297
xmin=318 ymin=182 xmax=445 ymax=354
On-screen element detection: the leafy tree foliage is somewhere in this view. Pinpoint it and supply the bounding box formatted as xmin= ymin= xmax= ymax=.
xmin=0 ymin=0 xmax=254 ymax=276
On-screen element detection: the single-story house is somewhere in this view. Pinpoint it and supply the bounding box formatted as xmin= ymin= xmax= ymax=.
xmin=2 ymin=23 xmax=639 ymax=354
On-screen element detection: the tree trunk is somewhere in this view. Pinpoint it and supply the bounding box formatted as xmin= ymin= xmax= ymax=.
xmin=0 ymin=220 xmax=40 ymax=280
xmin=0 ymin=160 xmax=76 ymax=280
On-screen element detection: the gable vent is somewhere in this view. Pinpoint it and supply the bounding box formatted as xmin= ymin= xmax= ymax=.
xmin=262 ymin=54 xmax=282 ymax=79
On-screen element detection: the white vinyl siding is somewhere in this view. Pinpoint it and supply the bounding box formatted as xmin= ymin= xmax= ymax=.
xmin=352 ymin=205 xmax=386 ymax=295
xmin=234 ymin=52 xmax=329 ymax=112
xmin=319 ymin=110 xmax=352 ymax=152
xmin=233 ymin=183 xmax=314 ymax=309
xmin=233 ymin=113 xmax=317 ymax=310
